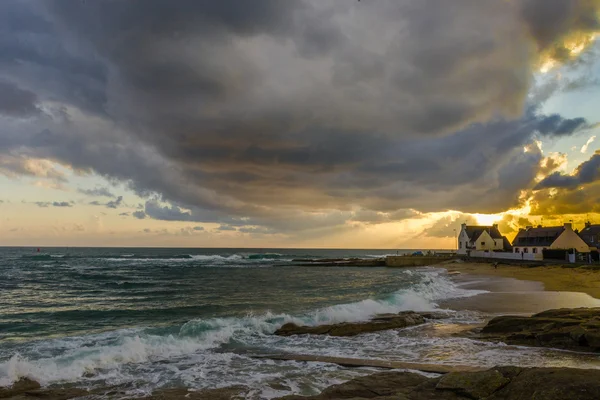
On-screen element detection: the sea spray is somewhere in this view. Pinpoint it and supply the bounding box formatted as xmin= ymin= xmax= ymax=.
xmin=0 ymin=267 xmax=486 ymax=388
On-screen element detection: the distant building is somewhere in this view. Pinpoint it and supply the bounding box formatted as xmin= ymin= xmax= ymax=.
xmin=512 ymin=223 xmax=589 ymax=255
xmin=457 ymin=223 xmax=512 ymax=255
xmin=579 ymin=222 xmax=600 ymax=251
xmin=579 ymin=222 xmax=600 ymax=262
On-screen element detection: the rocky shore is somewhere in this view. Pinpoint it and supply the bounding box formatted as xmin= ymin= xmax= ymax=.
xmin=276 ymin=367 xmax=600 ymax=400
xmin=274 ymin=311 xmax=446 ymax=336
xmin=4 ymin=308 xmax=600 ymax=399
xmin=479 ymin=307 xmax=600 ymax=351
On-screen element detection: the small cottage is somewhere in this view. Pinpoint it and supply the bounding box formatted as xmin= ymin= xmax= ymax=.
xmin=457 ymin=223 xmax=512 ymax=255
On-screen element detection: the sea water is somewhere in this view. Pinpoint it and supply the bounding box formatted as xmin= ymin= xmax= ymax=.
xmin=0 ymin=247 xmax=598 ymax=398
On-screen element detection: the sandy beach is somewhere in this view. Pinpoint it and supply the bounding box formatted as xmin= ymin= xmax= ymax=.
xmin=437 ymin=261 xmax=600 ymax=299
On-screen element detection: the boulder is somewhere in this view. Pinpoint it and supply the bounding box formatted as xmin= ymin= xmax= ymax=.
xmin=480 ymin=307 xmax=600 ymax=351
xmin=0 ymin=379 xmax=40 ymax=399
xmin=0 ymin=379 xmax=88 ymax=400
xmin=274 ymin=312 xmax=426 ymax=337
xmin=436 ymin=369 xmax=509 ymax=399
xmin=275 ymin=367 xmax=600 ymax=400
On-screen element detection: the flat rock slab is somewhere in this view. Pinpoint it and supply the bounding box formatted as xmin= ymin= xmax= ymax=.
xmin=276 ymin=366 xmax=600 ymax=400
xmin=0 ymin=379 xmax=88 ymax=400
xmin=252 ymin=354 xmax=486 ymax=374
xmin=274 ymin=311 xmax=434 ymax=337
xmin=480 ymin=307 xmax=600 ymax=351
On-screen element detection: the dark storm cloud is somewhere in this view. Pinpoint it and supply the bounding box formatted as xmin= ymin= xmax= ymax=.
xmin=105 ymin=196 xmax=123 ymax=209
xmin=0 ymin=81 xmax=39 ymax=117
xmin=88 ymin=195 xmax=123 ymax=209
xmin=535 ymin=151 xmax=600 ymax=189
xmin=531 ymin=151 xmax=600 ymax=215
xmin=520 ymin=0 xmax=600 ymax=60
xmin=132 ymin=210 xmax=146 ymax=219
xmin=1 ymin=0 xmax=599 ymax=233
xmin=78 ymin=187 xmax=114 ymax=198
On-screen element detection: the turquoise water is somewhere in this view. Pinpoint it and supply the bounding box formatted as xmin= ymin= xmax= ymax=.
xmin=1 ymin=247 xmax=597 ymax=398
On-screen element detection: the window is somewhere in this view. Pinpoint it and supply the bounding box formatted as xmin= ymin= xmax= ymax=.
xmin=481 ymin=241 xmax=485 ymax=246
xmin=459 ymin=242 xmax=462 ymax=249
xmin=591 ymin=236 xmax=596 ymax=243
xmin=524 ymin=248 xmax=529 ymax=253
xmin=514 ymin=248 xmax=519 ymax=253
xmin=533 ymin=248 xmax=537 ymax=254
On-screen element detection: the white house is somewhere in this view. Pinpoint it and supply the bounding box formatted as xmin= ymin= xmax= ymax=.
xmin=457 ymin=223 xmax=511 ymax=255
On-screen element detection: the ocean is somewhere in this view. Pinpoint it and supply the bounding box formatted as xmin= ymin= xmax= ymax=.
xmin=0 ymin=247 xmax=598 ymax=399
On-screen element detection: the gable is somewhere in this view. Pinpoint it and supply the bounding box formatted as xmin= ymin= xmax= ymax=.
xmin=551 ymin=229 xmax=590 ymax=252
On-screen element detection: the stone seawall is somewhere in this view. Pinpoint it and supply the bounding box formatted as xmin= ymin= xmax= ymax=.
xmin=385 ymin=256 xmax=451 ymax=267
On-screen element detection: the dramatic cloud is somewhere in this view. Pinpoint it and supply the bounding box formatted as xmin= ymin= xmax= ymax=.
xmin=1 ymin=0 xmax=599 ymax=234
xmin=89 ymin=195 xmax=123 ymax=209
xmin=532 ymin=151 xmax=600 ymax=215
xmin=132 ymin=210 xmax=146 ymax=219
xmin=0 ymin=81 xmax=39 ymax=117
xmin=535 ymin=150 xmax=600 ymax=190
xmin=78 ymin=187 xmax=115 ymax=198
xmin=105 ymin=196 xmax=123 ymax=209
xmin=0 ymin=155 xmax=66 ymax=182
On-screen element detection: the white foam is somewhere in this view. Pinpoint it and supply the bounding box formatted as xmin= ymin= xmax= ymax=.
xmin=0 ymin=268 xmax=487 ymax=389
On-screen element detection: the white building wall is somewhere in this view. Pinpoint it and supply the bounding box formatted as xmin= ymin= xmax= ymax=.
xmin=513 ymin=246 xmax=547 ymax=255
xmin=471 ymin=250 xmax=542 ymax=261
xmin=457 ymin=229 xmax=470 ymax=255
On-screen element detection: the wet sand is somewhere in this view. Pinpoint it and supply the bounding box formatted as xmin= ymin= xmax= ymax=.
xmin=436 ymin=262 xmax=600 ymax=314
xmin=438 ymin=261 xmax=600 ymax=299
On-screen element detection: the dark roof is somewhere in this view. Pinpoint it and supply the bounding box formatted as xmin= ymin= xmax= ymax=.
xmin=502 ymin=236 xmax=513 ymax=251
xmin=512 ymin=226 xmax=564 ymax=247
xmin=579 ymin=224 xmax=600 ymax=246
xmin=464 ymin=225 xmax=503 ymax=242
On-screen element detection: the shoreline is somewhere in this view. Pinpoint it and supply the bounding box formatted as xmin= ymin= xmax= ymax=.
xmin=4 ymin=260 xmax=600 ymax=399
xmin=436 ymin=261 xmax=600 ymax=299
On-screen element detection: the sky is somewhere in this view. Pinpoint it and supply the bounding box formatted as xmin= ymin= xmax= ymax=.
xmin=1 ymin=0 xmax=600 ymax=248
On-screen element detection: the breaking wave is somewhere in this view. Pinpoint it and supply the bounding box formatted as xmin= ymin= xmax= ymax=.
xmin=0 ymin=269 xmax=485 ymax=388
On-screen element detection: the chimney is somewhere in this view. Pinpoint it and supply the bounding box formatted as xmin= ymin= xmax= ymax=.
xmin=526 ymin=225 xmax=533 ymax=230
xmin=461 ymin=223 xmax=466 ymax=230
xmin=564 ymin=222 xmax=572 ymax=230
xmin=492 ymin=223 xmax=498 ymax=230
xmin=586 ymin=221 xmax=592 ymax=229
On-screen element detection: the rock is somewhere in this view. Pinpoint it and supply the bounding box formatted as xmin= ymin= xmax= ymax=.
xmin=141 ymin=386 xmax=246 ymax=400
xmin=275 ymin=367 xmax=600 ymax=400
xmin=480 ymin=307 xmax=600 ymax=351
xmin=19 ymin=388 xmax=89 ymax=399
xmin=436 ymin=369 xmax=509 ymax=399
xmin=486 ymin=367 xmax=600 ymax=400
xmin=0 ymin=379 xmax=88 ymax=400
xmin=274 ymin=312 xmax=426 ymax=337
xmin=0 ymin=379 xmax=41 ymax=398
